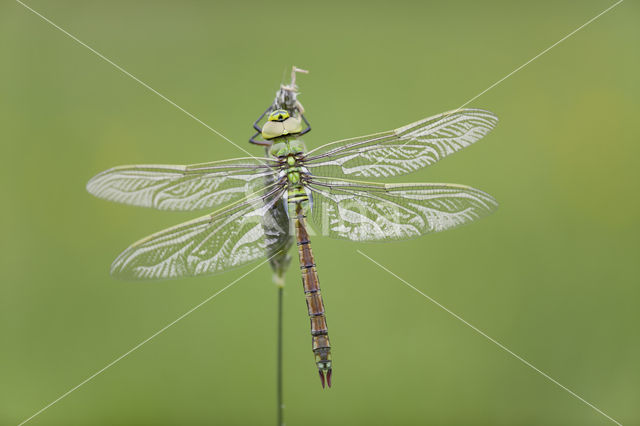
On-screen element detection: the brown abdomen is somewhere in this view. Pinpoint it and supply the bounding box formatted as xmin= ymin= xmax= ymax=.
xmin=294 ymin=208 xmax=332 ymax=387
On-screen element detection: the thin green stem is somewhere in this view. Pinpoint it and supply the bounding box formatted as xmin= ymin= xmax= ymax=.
xmin=276 ymin=284 xmax=284 ymax=426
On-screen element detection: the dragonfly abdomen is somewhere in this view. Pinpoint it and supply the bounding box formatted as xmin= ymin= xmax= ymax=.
xmin=293 ymin=202 xmax=332 ymax=388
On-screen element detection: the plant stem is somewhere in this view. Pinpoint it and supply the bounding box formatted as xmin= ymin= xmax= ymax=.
xmin=276 ymin=283 xmax=284 ymax=426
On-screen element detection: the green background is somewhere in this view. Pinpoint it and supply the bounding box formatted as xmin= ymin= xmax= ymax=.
xmin=1 ymin=1 xmax=638 ymax=425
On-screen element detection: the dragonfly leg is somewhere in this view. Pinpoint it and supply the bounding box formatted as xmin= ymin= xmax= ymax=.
xmin=298 ymin=113 xmax=312 ymax=136
xmin=249 ymin=131 xmax=271 ymax=146
xmin=252 ymin=105 xmax=272 ymax=132
xmin=249 ymin=105 xmax=273 ymax=146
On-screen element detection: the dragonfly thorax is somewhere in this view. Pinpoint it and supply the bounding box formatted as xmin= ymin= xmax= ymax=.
xmin=269 ymin=139 xmax=306 ymax=158
xmin=271 ymin=140 xmax=308 ymax=186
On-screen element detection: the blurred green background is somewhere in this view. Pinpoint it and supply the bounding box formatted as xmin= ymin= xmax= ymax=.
xmin=1 ymin=1 xmax=638 ymax=425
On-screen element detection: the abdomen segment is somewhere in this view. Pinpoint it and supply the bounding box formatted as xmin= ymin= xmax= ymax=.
xmin=294 ymin=204 xmax=332 ymax=388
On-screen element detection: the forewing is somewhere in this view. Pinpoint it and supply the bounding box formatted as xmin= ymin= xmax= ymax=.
xmin=111 ymin=184 xmax=288 ymax=280
xmin=87 ymin=157 xmax=279 ymax=211
xmin=307 ymin=177 xmax=497 ymax=241
xmin=304 ymin=109 xmax=498 ymax=178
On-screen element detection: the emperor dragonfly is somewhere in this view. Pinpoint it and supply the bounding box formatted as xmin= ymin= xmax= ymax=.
xmin=87 ymin=99 xmax=499 ymax=388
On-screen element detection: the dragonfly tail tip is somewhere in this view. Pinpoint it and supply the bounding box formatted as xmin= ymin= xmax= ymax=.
xmin=318 ymin=368 xmax=332 ymax=388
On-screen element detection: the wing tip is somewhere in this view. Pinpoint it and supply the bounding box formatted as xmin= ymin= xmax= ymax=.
xmin=471 ymin=187 xmax=499 ymax=215
xmin=85 ymin=172 xmax=105 ymax=197
xmin=109 ymin=256 xmax=159 ymax=281
xmin=395 ymin=108 xmax=499 ymax=136
xmin=86 ymin=167 xmax=123 ymax=199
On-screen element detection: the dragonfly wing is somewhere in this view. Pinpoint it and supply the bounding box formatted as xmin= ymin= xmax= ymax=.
xmin=304 ymin=109 xmax=498 ymax=178
xmin=307 ymin=177 xmax=497 ymax=241
xmin=111 ymin=184 xmax=288 ymax=280
xmin=87 ymin=157 xmax=279 ymax=211
xmin=261 ymin=173 xmax=295 ymax=276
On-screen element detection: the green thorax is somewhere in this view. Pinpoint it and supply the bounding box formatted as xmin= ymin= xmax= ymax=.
xmin=269 ymin=136 xmax=305 ymax=158
xmin=269 ymin=137 xmax=310 ymax=216
xmin=269 ymin=137 xmax=307 ymax=185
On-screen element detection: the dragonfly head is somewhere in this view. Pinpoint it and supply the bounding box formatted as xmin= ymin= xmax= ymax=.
xmin=262 ymin=109 xmax=304 ymax=140
xmin=268 ymin=109 xmax=290 ymax=122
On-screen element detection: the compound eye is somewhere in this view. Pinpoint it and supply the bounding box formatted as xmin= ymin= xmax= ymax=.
xmin=268 ymin=109 xmax=290 ymax=122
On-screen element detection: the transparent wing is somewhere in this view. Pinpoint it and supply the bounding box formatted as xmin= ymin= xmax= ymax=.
xmin=306 ymin=177 xmax=497 ymax=241
xmin=87 ymin=157 xmax=279 ymax=211
xmin=304 ymin=109 xmax=498 ymax=178
xmin=261 ymin=170 xmax=295 ymax=277
xmin=111 ymin=183 xmax=288 ymax=280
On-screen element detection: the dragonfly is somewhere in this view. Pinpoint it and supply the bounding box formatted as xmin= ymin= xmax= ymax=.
xmin=87 ymin=103 xmax=499 ymax=388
